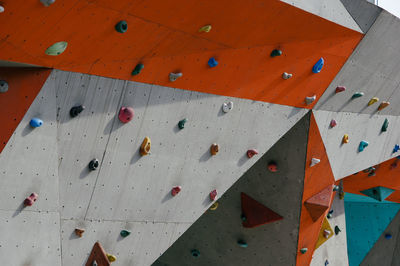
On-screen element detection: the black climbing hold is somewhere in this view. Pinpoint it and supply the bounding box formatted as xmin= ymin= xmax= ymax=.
xmin=385 ymin=233 xmax=392 ymax=239
xmin=89 ymin=159 xmax=99 ymax=171
xmin=131 ymin=63 xmax=144 ymax=76
xmin=0 ymin=80 xmax=8 ymax=93
xmin=70 ymin=105 xmax=85 ymax=118
xmin=120 ymin=230 xmax=131 ymax=238
xmin=270 ymin=49 xmax=282 ymax=57
xmin=115 ymin=20 xmax=128 ymax=33
xmin=241 ymin=214 xmax=247 ymax=221
xmin=178 ymin=118 xmax=187 ymax=129
xmin=191 ymin=249 xmax=200 ymax=257
xmin=334 ymin=225 xmax=341 ymax=235
xmin=237 ymin=239 xmax=248 ymax=248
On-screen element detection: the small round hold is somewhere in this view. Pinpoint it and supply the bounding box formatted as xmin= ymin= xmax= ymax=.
xmin=169 ymin=72 xmax=182 ymax=82
xmin=45 ymin=41 xmax=67 ymax=56
xmin=89 ymin=159 xmax=99 ymax=171
xmin=305 ymin=95 xmax=316 ymax=105
xmin=171 ymin=186 xmax=181 ymax=196
xmin=191 ymin=249 xmax=200 ymax=257
xmin=385 ymin=233 xmax=392 ymax=239
xmin=282 ymin=72 xmax=292 ymax=79
xmin=24 ymin=192 xmax=38 ymax=206
xmin=268 ymin=161 xmax=278 ymax=172
xmin=30 ymin=118 xmax=43 ymax=128
xmin=0 ymin=5 xmax=4 ymax=13
xmin=0 ymin=80 xmax=9 ymax=93
xmin=40 ymin=0 xmax=56 ymax=7
xmin=222 ymin=101 xmax=233 ymax=113
xmin=270 ymin=49 xmax=282 ymax=57
xmin=131 ymin=63 xmax=144 ymax=76
xmin=312 ymin=57 xmax=324 ymax=73
xmin=208 ymin=57 xmax=218 ymax=67
xmin=209 ymin=189 xmax=217 ymax=201
xmin=300 ymin=247 xmax=308 ymax=254
xmin=70 ymin=105 xmax=85 ymax=118
xmin=118 ymin=107 xmax=134 ymax=123
xmin=74 ymin=228 xmax=85 ymax=237
xmin=209 ymin=202 xmax=219 ymax=210
xmin=115 ymin=20 xmax=128 ymax=33
xmin=237 ymin=240 xmax=248 ymax=248
xmin=120 ymin=230 xmax=131 ymax=238
xmin=210 ymin=143 xmax=219 ymax=155
xmin=178 ymin=118 xmax=187 ymax=129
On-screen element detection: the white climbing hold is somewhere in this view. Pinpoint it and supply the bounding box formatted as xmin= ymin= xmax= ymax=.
xmin=305 ymin=95 xmax=316 ymax=105
xmin=0 ymin=6 xmax=4 ymax=13
xmin=282 ymin=72 xmax=292 ymax=80
xmin=40 ymin=0 xmax=56 ymax=6
xmin=222 ymin=101 xmax=233 ymax=113
xmin=169 ymin=72 xmax=182 ymax=82
xmin=310 ymin=158 xmax=320 ymax=167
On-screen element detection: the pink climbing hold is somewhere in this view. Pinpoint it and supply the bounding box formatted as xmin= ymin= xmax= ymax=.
xmin=247 ymin=149 xmax=259 ymax=158
xmin=330 ymin=119 xmax=337 ymax=128
xmin=209 ymin=189 xmax=217 ymax=201
xmin=335 ymin=86 xmax=346 ymax=93
xmin=118 ymin=107 xmax=134 ymax=123
xmin=171 ymin=186 xmax=181 ymax=196
xmin=24 ymin=192 xmax=38 ymax=206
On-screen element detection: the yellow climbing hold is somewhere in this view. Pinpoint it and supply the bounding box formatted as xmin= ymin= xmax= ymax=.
xmin=368 ymin=97 xmax=379 ymax=106
xmin=199 ymin=25 xmax=212 ymax=33
xmin=315 ymin=217 xmax=334 ymax=250
xmin=342 ymin=134 xmax=349 ymax=144
xmin=140 ymin=137 xmax=151 ymax=156
xmin=209 ymin=202 xmax=219 ymax=211
xmin=107 ymin=254 xmax=117 ymax=262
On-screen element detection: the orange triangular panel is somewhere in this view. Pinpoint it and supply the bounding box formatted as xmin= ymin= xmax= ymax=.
xmin=85 ymin=242 xmax=110 ymax=266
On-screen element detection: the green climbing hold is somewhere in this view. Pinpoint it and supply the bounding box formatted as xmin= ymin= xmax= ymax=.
xmin=120 ymin=230 xmax=131 ymax=238
xmin=270 ymin=49 xmax=282 ymax=57
xmin=351 ymin=92 xmax=364 ymax=99
xmin=45 ymin=41 xmax=68 ymax=56
xmin=382 ymin=118 xmax=389 ymax=132
xmin=237 ymin=239 xmax=248 ymax=248
xmin=131 ymin=63 xmax=144 ymax=76
xmin=178 ymin=118 xmax=187 ymax=129
xmin=191 ymin=249 xmax=200 ymax=257
xmin=300 ymin=248 xmax=308 ymax=254
xmin=115 ymin=20 xmax=128 ymax=33
xmin=334 ymin=226 xmax=341 ymax=235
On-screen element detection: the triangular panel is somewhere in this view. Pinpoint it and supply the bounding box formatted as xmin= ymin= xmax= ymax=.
xmin=360 ymin=186 xmax=395 ymax=202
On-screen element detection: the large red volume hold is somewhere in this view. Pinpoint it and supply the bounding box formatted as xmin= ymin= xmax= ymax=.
xmin=304 ymin=185 xmax=332 ymax=222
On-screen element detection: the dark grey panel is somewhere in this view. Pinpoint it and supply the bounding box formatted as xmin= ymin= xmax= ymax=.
xmin=340 ymin=0 xmax=382 ymax=33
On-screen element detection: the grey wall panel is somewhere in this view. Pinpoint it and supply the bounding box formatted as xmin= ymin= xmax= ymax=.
xmin=340 ymin=0 xmax=382 ymax=33
xmin=154 ymin=113 xmax=310 ymax=266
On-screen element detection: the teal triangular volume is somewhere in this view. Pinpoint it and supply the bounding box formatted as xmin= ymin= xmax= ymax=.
xmin=360 ymin=186 xmax=395 ymax=202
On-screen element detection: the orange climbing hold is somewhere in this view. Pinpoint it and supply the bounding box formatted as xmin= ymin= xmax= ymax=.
xmin=378 ymin=101 xmax=390 ymax=111
xmin=210 ymin=143 xmax=219 ymax=156
xmin=86 ymin=242 xmax=110 ymax=266
xmin=75 ymin=228 xmax=85 ymax=237
xmin=140 ymin=137 xmax=151 ymax=156
xmin=304 ymin=185 xmax=332 ymax=222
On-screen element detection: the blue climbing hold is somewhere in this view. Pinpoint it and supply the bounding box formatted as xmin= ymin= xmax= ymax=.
xmin=312 ymin=57 xmax=324 ymax=73
xmin=325 ymin=260 xmax=329 ymax=266
xmin=237 ymin=239 xmax=248 ymax=248
xmin=394 ymin=145 xmax=400 ymax=153
xmin=358 ymin=141 xmax=369 ymax=152
xmin=30 ymin=118 xmax=43 ymax=128
xmin=208 ymin=57 xmax=218 ymax=67
xmin=191 ymin=249 xmax=200 ymax=257
xmin=385 ymin=233 xmax=392 ymax=239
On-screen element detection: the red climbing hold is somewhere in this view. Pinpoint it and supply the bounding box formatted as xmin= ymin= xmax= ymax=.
xmin=24 ymin=192 xmax=38 ymax=206
xmin=304 ymin=185 xmax=333 ymax=222
xmin=85 ymin=242 xmax=110 ymax=266
xmin=335 ymin=86 xmax=346 ymax=93
xmin=241 ymin=192 xmax=283 ymax=228
xmin=171 ymin=186 xmax=181 ymax=196
xmin=118 ymin=107 xmax=134 ymax=123
xmin=209 ymin=189 xmax=217 ymax=201
xmin=268 ymin=161 xmax=278 ymax=172
xmin=247 ymin=149 xmax=259 ymax=158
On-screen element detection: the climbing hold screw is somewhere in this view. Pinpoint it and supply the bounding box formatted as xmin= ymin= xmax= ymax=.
xmin=120 ymin=230 xmax=131 ymax=238
xmin=222 ymin=101 xmax=233 ymax=113
xmin=178 ymin=118 xmax=187 ymax=129
xmin=118 ymin=107 xmax=134 ymax=123
xmin=330 ymin=119 xmax=337 ymax=128
xmin=394 ymin=145 xmax=400 ymax=153
xmin=106 ymin=254 xmax=116 ymax=262
xmin=310 ymin=158 xmax=320 ymax=167
xmin=385 ymin=233 xmax=392 ymax=239
xmin=342 ymin=134 xmax=349 ymax=144
xmin=209 ymin=202 xmax=219 ymax=210
xmin=282 ymin=72 xmax=292 ymax=79
xmin=171 ymin=186 xmax=181 ymax=196
xmin=74 ymin=228 xmax=85 ymax=237
xmin=208 ymin=57 xmax=218 ymax=67
xmin=368 ymin=97 xmax=379 ymax=106
xmin=312 ymin=58 xmax=324 ymax=73
xmin=45 ymin=41 xmax=67 ymax=56
xmin=88 ymin=159 xmax=99 ymax=171
xmin=247 ymin=149 xmax=258 ymax=158
xmin=351 ymin=92 xmax=364 ymax=99
xmin=0 ymin=80 xmax=8 ymax=93
xmin=40 ymin=0 xmax=55 ymax=7
xmin=198 ymin=25 xmax=211 ymax=33
xmin=382 ymin=118 xmax=389 ymax=132
xmin=191 ymin=249 xmax=200 ymax=257
xmin=169 ymin=72 xmax=182 ymax=82
xmin=378 ymin=101 xmax=390 ymax=111
xmin=115 ymin=20 xmax=128 ymax=33
xmin=335 ymin=86 xmax=346 ymax=93
xmin=30 ymin=118 xmax=43 ymax=128
xmin=270 ymin=49 xmax=282 ymax=57
xmin=209 ymin=189 xmax=217 ymax=201
xmin=323 ymin=229 xmax=331 ymax=238
xmin=210 ymin=143 xmax=219 ymax=156
xmin=237 ymin=240 xmax=248 ymax=248
xmin=300 ymin=248 xmax=308 ymax=254
xmin=140 ymin=137 xmax=151 ymax=156
xmin=305 ymin=95 xmax=316 ymax=105
xmin=131 ymin=63 xmax=144 ymax=76
xmin=268 ymin=161 xmax=278 ymax=172
xmin=70 ymin=105 xmax=85 ymax=118
xmin=24 ymin=193 xmax=38 ymax=206
xmin=358 ymin=141 xmax=369 ymax=152
xmin=334 ymin=226 xmax=341 ymax=235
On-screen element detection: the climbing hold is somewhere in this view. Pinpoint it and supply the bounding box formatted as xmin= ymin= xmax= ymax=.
xmin=368 ymin=97 xmax=379 ymax=106
xmin=385 ymin=233 xmax=392 ymax=239
xmin=304 ymin=185 xmax=332 ymax=222
xmin=378 ymin=101 xmax=390 ymax=111
xmin=358 ymin=141 xmax=369 ymax=152
xmin=312 ymin=58 xmax=324 ymax=73
xmin=171 ymin=186 xmax=181 ymax=196
xmin=305 ymin=95 xmax=316 ymax=105
xmin=282 ymin=72 xmax=292 ymax=79
xmin=0 ymin=5 xmax=4 ymax=13
xmin=209 ymin=189 xmax=217 ymax=201
xmin=222 ymin=101 xmax=233 ymax=113
xmin=30 ymin=118 xmax=43 ymax=128
xmin=394 ymin=145 xmax=400 ymax=153
xmin=368 ymin=169 xmax=376 ymax=177
xmin=323 ymin=229 xmax=331 ymax=238
xmin=268 ymin=161 xmax=278 ymax=172
xmin=246 ymin=149 xmax=258 ymax=158
xmin=209 ymin=202 xmax=218 ymax=211
xmin=333 ymin=186 xmax=339 ymax=192
xmin=24 ymin=192 xmax=38 ymax=206
xmin=325 ymin=260 xmax=329 ymax=266
xmin=310 ymin=158 xmax=320 ymax=167
xmin=391 ymin=162 xmax=398 ymax=169
xmin=330 ymin=119 xmax=337 ymax=128
xmin=88 ymin=159 xmax=99 ymax=171
xmin=360 ymin=186 xmax=395 ymax=202
xmin=40 ymin=0 xmax=55 ymax=7
xmin=140 ymin=137 xmax=151 ymax=156
xmin=342 ymin=134 xmax=349 ymax=144
xmin=0 ymin=80 xmax=8 ymax=93
xmin=300 ymin=248 xmax=308 ymax=254
xmin=131 ymin=63 xmax=144 ymax=76
xmin=198 ymin=25 xmax=211 ymax=33
xmin=208 ymin=57 xmax=218 ymax=68
xmin=237 ymin=240 xmax=248 ymax=248
xmin=118 ymin=106 xmax=134 ymax=123
xmin=178 ymin=118 xmax=187 ymax=129
xmin=191 ymin=249 xmax=200 ymax=257
xmin=270 ymin=49 xmax=282 ymax=57
xmin=210 ymin=143 xmax=219 ymax=156
xmin=115 ymin=20 xmax=128 ymax=33
xmin=351 ymin=92 xmax=364 ymax=99
xmin=327 ymin=210 xmax=334 ymax=219
xmin=74 ymin=228 xmax=85 ymax=237
xmin=339 ymin=191 xmax=345 ymax=200
xmin=169 ymin=72 xmax=182 ymax=82
xmin=363 ymin=167 xmax=375 ymax=173
xmin=45 ymin=41 xmax=67 ymax=56
xmin=334 ymin=226 xmax=341 ymax=235
xmin=92 ymin=261 xmax=98 ymax=266
xmin=241 ymin=214 xmax=247 ymax=221
xmin=120 ymin=230 xmax=131 ymax=238
xmin=335 ymin=86 xmax=346 ymax=93
xmin=382 ymin=118 xmax=389 ymax=132
xmin=106 ymin=254 xmax=116 ymax=262
xmin=70 ymin=105 xmax=85 ymax=118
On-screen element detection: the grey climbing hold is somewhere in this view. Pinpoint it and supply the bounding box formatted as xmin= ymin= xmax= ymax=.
xmin=40 ymin=0 xmax=55 ymax=7
xmin=282 ymin=72 xmax=292 ymax=79
xmin=305 ymin=95 xmax=316 ymax=105
xmin=89 ymin=159 xmax=99 ymax=171
xmin=0 ymin=6 xmax=4 ymax=13
xmin=222 ymin=101 xmax=233 ymax=113
xmin=0 ymin=80 xmax=8 ymax=93
xmin=169 ymin=72 xmax=182 ymax=82
xmin=70 ymin=105 xmax=85 ymax=118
